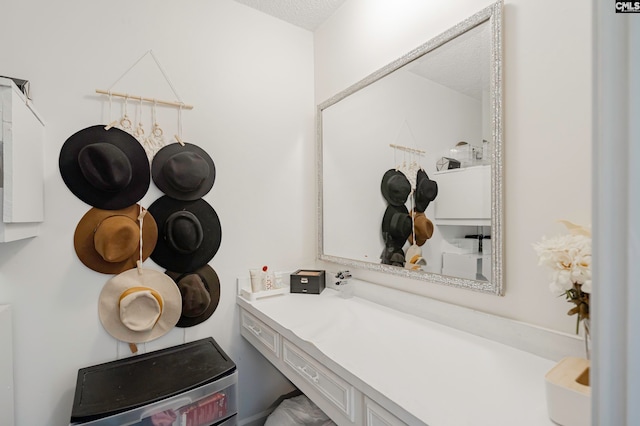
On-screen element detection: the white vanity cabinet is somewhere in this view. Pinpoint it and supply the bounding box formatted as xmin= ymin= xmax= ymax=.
xmin=433 ymin=165 xmax=490 ymax=226
xmin=0 ymin=77 xmax=45 ymax=241
xmin=238 ymin=289 xmax=556 ymax=426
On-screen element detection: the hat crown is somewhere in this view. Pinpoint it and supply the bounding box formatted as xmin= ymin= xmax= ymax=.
xmin=163 ymin=152 xmax=210 ymax=192
xmin=165 ymin=211 xmax=204 ymax=254
xmin=94 ymin=215 xmax=139 ymax=263
xmin=119 ymin=287 xmax=163 ymax=332
xmin=177 ymin=275 xmax=211 ymax=318
xmin=78 ymin=143 xmax=133 ymax=192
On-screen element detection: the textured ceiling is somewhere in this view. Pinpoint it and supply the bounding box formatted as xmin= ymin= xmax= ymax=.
xmin=233 ymin=0 xmax=347 ymax=31
xmin=407 ymin=22 xmax=490 ymax=100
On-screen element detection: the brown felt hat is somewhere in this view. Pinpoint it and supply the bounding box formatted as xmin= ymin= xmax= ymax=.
xmin=74 ymin=204 xmax=158 ymax=274
xmin=408 ymin=211 xmax=434 ymax=246
xmin=165 ymin=265 xmax=221 ymax=328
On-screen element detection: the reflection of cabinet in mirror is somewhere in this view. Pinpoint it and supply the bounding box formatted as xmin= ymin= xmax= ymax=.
xmin=433 ymin=165 xmax=490 ymax=226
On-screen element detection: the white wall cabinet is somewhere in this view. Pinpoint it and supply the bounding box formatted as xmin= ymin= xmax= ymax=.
xmin=433 ymin=165 xmax=490 ymax=226
xmin=0 ymin=77 xmax=45 ymax=242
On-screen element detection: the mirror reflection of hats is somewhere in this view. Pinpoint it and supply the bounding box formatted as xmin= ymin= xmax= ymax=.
xmin=165 ymin=265 xmax=221 ymax=328
xmin=414 ymin=169 xmax=438 ymax=212
xmin=59 ymin=125 xmax=151 ymax=210
xmin=381 ymin=244 xmax=406 ymax=267
xmin=148 ymin=196 xmax=222 ymax=272
xmin=73 ymin=204 xmax=158 ymax=274
xmin=408 ymin=211 xmax=434 ymax=246
xmin=98 ymin=268 xmax=182 ymax=344
xmin=152 ymin=143 xmax=216 ymax=200
xmin=381 ymin=169 xmax=411 ymax=206
xmin=382 ymin=204 xmax=412 ymax=245
xmin=405 ymin=244 xmax=427 ymax=270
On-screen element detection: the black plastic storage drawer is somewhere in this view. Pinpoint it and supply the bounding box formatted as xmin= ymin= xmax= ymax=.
xmin=70 ymin=337 xmax=237 ymax=426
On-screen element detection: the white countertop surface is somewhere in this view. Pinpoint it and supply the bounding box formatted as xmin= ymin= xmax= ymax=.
xmin=238 ymin=289 xmax=557 ymax=426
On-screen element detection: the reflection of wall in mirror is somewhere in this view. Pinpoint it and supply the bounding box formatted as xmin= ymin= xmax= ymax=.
xmin=322 ymin=66 xmax=485 ymax=272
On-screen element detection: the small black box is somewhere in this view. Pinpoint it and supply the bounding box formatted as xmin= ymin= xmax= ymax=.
xmin=290 ymin=270 xmax=326 ymax=294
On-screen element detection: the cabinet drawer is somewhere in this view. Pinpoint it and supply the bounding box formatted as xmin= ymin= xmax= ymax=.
xmin=240 ymin=310 xmax=280 ymax=357
xmin=282 ymin=339 xmax=354 ymax=420
xmin=364 ymin=397 xmax=406 ymax=426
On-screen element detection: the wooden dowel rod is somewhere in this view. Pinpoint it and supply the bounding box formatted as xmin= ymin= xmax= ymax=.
xmin=95 ymin=89 xmax=194 ymax=110
xmin=389 ymin=143 xmax=426 ymax=155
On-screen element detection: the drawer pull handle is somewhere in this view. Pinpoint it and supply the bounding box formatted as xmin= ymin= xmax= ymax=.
xmin=248 ymin=324 xmax=262 ymax=336
xmin=297 ymin=365 xmax=319 ymax=383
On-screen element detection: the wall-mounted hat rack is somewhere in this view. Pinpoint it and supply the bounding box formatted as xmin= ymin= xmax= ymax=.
xmin=389 ymin=143 xmax=426 ymax=156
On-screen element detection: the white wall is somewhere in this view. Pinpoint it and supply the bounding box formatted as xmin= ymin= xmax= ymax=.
xmin=315 ymin=0 xmax=592 ymax=333
xmin=0 ymin=0 xmax=311 ymax=424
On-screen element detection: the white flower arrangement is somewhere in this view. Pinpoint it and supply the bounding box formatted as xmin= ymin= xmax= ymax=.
xmin=533 ymin=220 xmax=591 ymax=333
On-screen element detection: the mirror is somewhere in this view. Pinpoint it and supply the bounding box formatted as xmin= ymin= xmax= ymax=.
xmin=317 ymin=1 xmax=503 ymax=295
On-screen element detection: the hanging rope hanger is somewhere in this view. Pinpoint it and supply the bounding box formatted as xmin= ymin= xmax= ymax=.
xmin=95 ymin=50 xmax=193 ymax=110
xmin=389 ymin=120 xmax=425 ymax=156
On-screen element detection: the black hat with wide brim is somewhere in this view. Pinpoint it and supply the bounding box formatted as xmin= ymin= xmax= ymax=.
xmin=59 ymin=125 xmax=151 ymax=210
xmin=381 ymin=169 xmax=411 ymax=206
xmin=165 ymin=265 xmax=221 ymax=328
xmin=414 ymin=168 xmax=438 ymax=212
xmin=152 ymin=142 xmax=216 ymax=200
xmin=148 ymin=196 xmax=222 ymax=272
xmin=381 ymin=204 xmax=412 ymax=247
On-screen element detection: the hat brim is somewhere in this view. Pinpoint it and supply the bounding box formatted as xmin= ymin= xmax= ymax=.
xmin=59 ymin=125 xmax=151 ymax=210
xmin=152 ymin=143 xmax=216 ymax=201
xmin=166 ymin=265 xmax=221 ymax=327
xmin=98 ymin=268 xmax=182 ymax=343
xmin=74 ymin=204 xmax=158 ymax=274
xmin=148 ymin=196 xmax=222 ymax=272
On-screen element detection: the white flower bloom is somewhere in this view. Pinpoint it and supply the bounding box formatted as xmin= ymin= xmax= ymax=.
xmin=533 ymin=225 xmax=592 ymax=296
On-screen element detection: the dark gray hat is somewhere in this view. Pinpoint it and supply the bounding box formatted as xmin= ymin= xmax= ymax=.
xmin=381 ymin=169 xmax=411 ymax=206
xmin=148 ymin=196 xmax=222 ymax=272
xmin=152 ymin=143 xmax=215 ymax=200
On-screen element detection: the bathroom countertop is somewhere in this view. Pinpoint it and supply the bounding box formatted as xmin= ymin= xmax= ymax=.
xmin=238 ymin=289 xmax=557 ymax=426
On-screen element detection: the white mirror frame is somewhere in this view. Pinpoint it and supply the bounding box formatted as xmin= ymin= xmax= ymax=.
xmin=317 ymin=1 xmax=504 ymax=295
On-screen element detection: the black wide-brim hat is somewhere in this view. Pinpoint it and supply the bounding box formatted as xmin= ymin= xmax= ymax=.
xmin=414 ymin=168 xmax=438 ymax=212
xmin=148 ymin=196 xmax=222 ymax=272
xmin=381 ymin=204 xmax=412 ymax=247
xmin=165 ymin=265 xmax=220 ymax=328
xmin=59 ymin=125 xmax=151 ymax=210
xmin=381 ymin=169 xmax=411 ymax=206
xmin=152 ymin=142 xmax=216 ymax=201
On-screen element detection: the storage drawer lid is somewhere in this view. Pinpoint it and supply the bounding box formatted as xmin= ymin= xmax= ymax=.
xmin=70 ymin=337 xmax=236 ymax=423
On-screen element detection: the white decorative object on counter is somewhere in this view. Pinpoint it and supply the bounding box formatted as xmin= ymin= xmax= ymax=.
xmin=545 ymin=357 xmax=590 ymax=426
